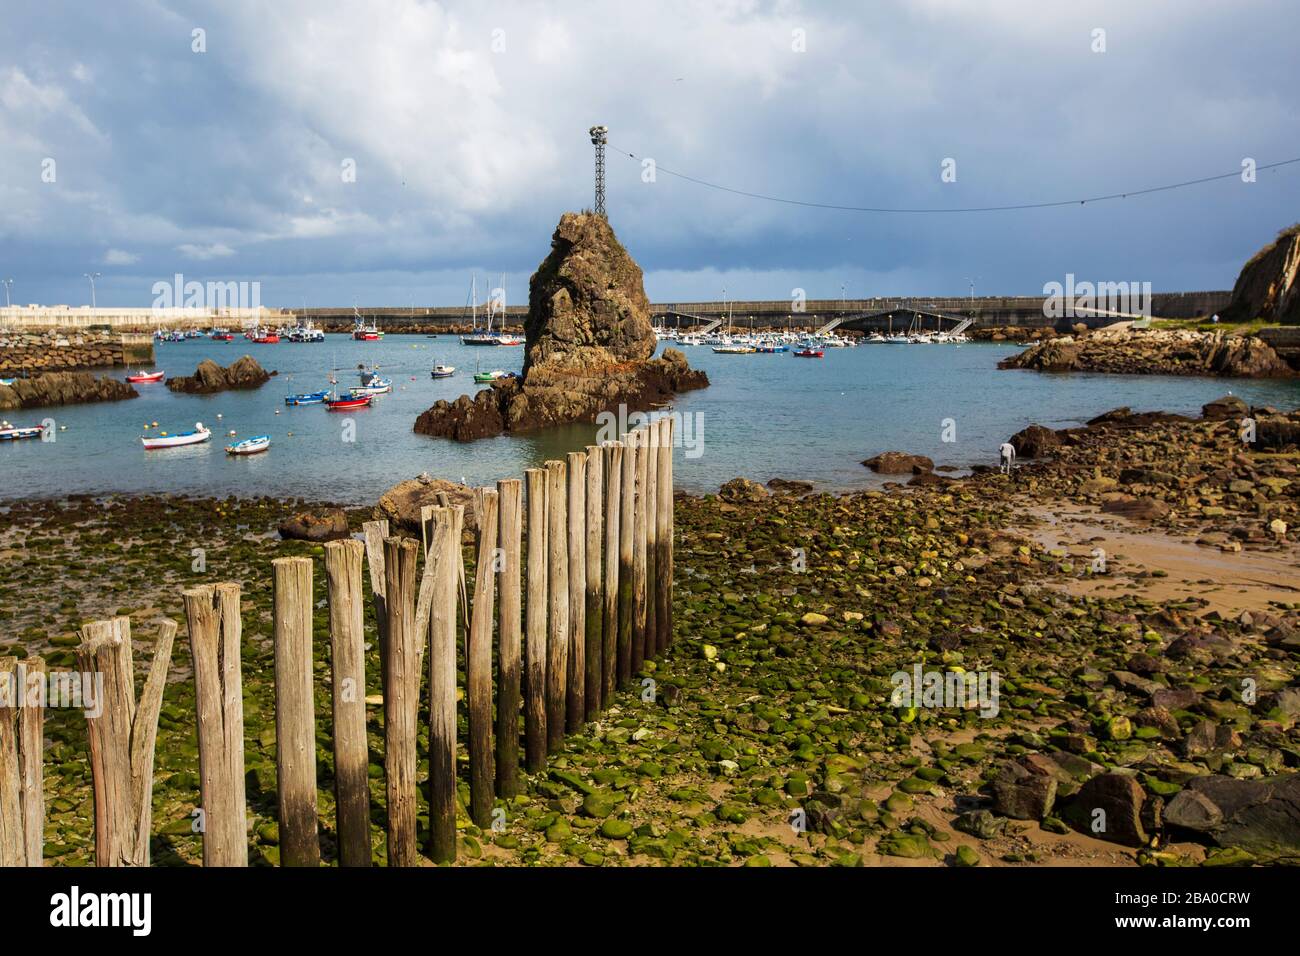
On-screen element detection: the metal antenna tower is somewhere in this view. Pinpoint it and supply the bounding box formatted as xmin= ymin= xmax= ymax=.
xmin=589 ymin=125 xmax=608 ymax=216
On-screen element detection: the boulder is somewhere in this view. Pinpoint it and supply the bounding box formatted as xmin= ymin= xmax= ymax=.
xmin=767 ymin=478 xmax=814 ymax=494
xmin=1062 ymin=772 xmax=1148 ymax=847
xmin=1099 ymin=495 xmax=1171 ymax=521
xmin=991 ymin=760 xmax=1057 ymax=820
xmin=1008 ymin=424 xmax=1060 ymax=458
xmin=1201 ymin=395 xmax=1248 ymax=420
xmin=414 ymin=213 xmax=707 ymax=441
xmin=719 ymin=478 xmax=768 ymax=503
xmin=278 ymin=508 xmax=350 ymax=542
xmin=0 ymin=372 xmax=137 ymax=411
xmin=374 ymin=475 xmax=477 ymax=537
xmin=1165 ymin=773 xmax=1300 ymax=861
xmin=862 ymin=451 xmax=934 ymax=475
xmin=167 ymin=355 xmax=271 ymax=394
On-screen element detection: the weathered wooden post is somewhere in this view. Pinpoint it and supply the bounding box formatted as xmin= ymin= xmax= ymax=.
xmin=655 ymin=421 xmax=676 ymax=655
xmin=77 ymin=617 xmax=177 ymax=867
xmin=523 ymin=469 xmax=548 ymax=772
xmin=468 ymin=488 xmax=499 ymax=828
xmin=183 ymin=583 xmax=247 ymax=867
xmin=617 ymin=433 xmax=636 ymax=686
xmin=565 ymin=451 xmax=586 ymax=732
xmin=632 ymin=426 xmax=650 ymax=673
xmin=601 ymin=442 xmax=623 ymax=706
xmin=665 ymin=416 xmax=676 ymax=646
xmin=496 ymin=478 xmax=523 ymax=797
xmin=645 ymin=421 xmax=659 ymax=659
xmin=584 ymin=444 xmax=604 ymax=717
xmin=428 ymin=505 xmax=463 ymax=864
xmin=0 ymin=657 xmax=45 ymax=866
xmin=545 ymin=459 xmax=569 ymax=750
xmin=323 ymin=540 xmax=372 ymax=867
xmin=362 ymin=519 xmax=389 ymax=699
xmin=273 ymin=556 xmax=319 ymax=867
xmin=380 ymin=537 xmax=419 ymax=867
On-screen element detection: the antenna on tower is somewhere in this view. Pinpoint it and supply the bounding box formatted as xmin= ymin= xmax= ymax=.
xmin=589 ymin=125 xmax=608 ymax=217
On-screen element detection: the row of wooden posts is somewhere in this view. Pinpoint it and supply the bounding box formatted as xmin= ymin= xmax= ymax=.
xmin=0 ymin=417 xmax=676 ymax=866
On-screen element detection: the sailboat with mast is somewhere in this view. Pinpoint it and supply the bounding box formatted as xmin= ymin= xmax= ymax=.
xmin=460 ymin=274 xmax=524 ymax=346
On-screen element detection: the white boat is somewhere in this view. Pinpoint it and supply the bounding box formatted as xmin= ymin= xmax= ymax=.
xmin=431 ymin=363 xmax=456 ymax=379
xmin=142 ymin=422 xmax=211 ymax=450
xmin=0 ymin=422 xmax=45 ymax=441
xmin=226 ymin=435 xmax=270 ymax=455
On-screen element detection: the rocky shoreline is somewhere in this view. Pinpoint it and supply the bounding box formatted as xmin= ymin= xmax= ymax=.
xmin=1001 ymin=326 xmax=1295 ymax=377
xmin=3 ymin=397 xmax=1297 ymax=866
xmin=0 ymin=371 xmax=137 ymax=411
xmin=167 ymin=355 xmax=272 ymax=394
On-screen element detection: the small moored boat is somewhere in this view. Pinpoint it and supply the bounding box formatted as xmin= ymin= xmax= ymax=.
xmin=141 ymin=422 xmax=211 ymax=450
xmin=126 ymin=370 xmax=165 ymax=383
xmin=792 ymin=347 xmax=824 ymax=358
xmin=226 ymin=435 xmax=270 ymax=455
xmin=473 ymin=369 xmax=515 ymax=384
xmin=326 ymin=394 xmax=371 ymax=411
xmin=0 ymin=422 xmax=45 ymax=441
xmin=431 ymin=363 xmax=456 ymax=379
xmin=284 ymin=390 xmax=331 ymax=406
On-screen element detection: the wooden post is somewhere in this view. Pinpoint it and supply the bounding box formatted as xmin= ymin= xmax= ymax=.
xmin=645 ymin=421 xmax=659 ymax=659
xmin=77 ymin=617 xmax=177 ymax=867
xmin=584 ymin=444 xmax=603 ymax=717
xmin=183 ymin=583 xmax=247 ymax=867
xmin=468 ymin=488 xmax=498 ymax=828
xmin=380 ymin=537 xmax=418 ymax=867
xmin=665 ymin=416 xmax=676 ymax=646
xmin=545 ymin=459 xmax=568 ymax=750
xmin=362 ymin=519 xmax=389 ymax=700
xmin=617 ymin=432 xmax=636 ymax=687
xmin=632 ymin=426 xmax=649 ymax=674
xmin=601 ymin=442 xmax=622 ymax=706
xmin=428 ymin=505 xmax=464 ymax=864
xmin=323 ymin=540 xmax=371 ymax=867
xmin=656 ymin=418 xmax=674 ymax=653
xmin=566 ymin=451 xmax=586 ymax=732
xmin=523 ymin=469 xmax=548 ymax=772
xmin=495 ymin=478 xmax=523 ymax=798
xmin=0 ymin=657 xmax=46 ymax=866
xmin=272 ymin=556 xmax=319 ymax=867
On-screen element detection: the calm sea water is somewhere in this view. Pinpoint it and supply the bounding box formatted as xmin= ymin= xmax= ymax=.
xmin=2 ymin=335 xmax=1297 ymax=503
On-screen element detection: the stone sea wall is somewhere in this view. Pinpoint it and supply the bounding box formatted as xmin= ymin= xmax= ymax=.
xmin=0 ymin=330 xmax=155 ymax=374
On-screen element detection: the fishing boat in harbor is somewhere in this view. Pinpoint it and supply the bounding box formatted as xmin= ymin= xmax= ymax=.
xmin=141 ymin=422 xmax=211 ymax=449
xmin=793 ymin=346 xmax=824 ymax=358
xmin=326 ymin=393 xmax=371 ymax=410
xmin=431 ymin=362 xmax=456 ymax=379
xmin=712 ymin=342 xmax=757 ymax=354
xmin=350 ymin=378 xmax=392 ymax=396
xmin=473 ymin=368 xmax=516 ymax=383
xmin=253 ymin=331 xmax=280 ymax=344
xmin=284 ymin=389 xmax=331 ymax=406
xmin=351 ymin=305 xmax=382 ymax=341
xmin=286 ymin=320 xmax=325 ymax=343
xmin=0 ymin=422 xmax=45 ymax=441
xmin=125 ymin=370 xmax=165 ymax=383
xmin=225 ymin=435 xmax=270 ymax=455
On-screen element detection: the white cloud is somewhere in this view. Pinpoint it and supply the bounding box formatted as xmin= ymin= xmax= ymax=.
xmin=103 ymin=248 xmax=139 ymax=265
xmin=177 ymin=242 xmax=236 ymax=260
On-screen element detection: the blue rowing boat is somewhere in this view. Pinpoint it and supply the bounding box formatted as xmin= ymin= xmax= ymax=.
xmin=284 ymin=390 xmax=331 ymax=405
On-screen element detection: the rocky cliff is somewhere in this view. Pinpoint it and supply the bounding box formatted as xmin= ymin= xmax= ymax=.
xmin=999 ymin=327 xmax=1294 ymax=378
xmin=1220 ymin=224 xmax=1300 ymax=325
xmin=415 ymin=212 xmax=707 ymax=441
xmin=0 ymin=372 xmax=137 ymax=411
xmin=167 ymin=355 xmax=272 ymax=394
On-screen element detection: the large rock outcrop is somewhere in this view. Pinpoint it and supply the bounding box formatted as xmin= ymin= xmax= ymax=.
xmin=1220 ymin=224 xmax=1300 ymax=325
xmin=999 ymin=327 xmax=1293 ymax=378
xmin=167 ymin=355 xmax=272 ymax=394
xmin=415 ymin=212 xmax=707 ymax=441
xmin=0 ymin=372 xmax=137 ymax=411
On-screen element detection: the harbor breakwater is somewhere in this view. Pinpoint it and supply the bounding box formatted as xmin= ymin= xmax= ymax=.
xmin=0 ymin=330 xmax=154 ymax=375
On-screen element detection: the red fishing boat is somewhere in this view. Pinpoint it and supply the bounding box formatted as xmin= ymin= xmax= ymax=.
xmin=793 ymin=347 xmax=824 ymax=358
xmin=254 ymin=332 xmax=280 ymax=344
xmin=126 ymin=370 xmax=166 ymax=383
xmin=325 ymin=394 xmax=371 ymax=410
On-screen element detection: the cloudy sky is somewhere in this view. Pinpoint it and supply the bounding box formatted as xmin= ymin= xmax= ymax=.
xmin=2 ymin=0 xmax=1297 ymax=308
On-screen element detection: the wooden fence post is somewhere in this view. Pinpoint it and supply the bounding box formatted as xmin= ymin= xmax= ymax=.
xmin=362 ymin=519 xmax=389 ymax=699
xmin=272 ymin=556 xmax=319 ymax=867
xmin=468 ymin=488 xmax=499 ymax=828
xmin=545 ymin=459 xmax=569 ymax=750
xmin=496 ymin=478 xmax=523 ymax=798
xmin=565 ymin=451 xmax=586 ymax=732
xmin=584 ymin=444 xmax=603 ymax=718
xmin=323 ymin=539 xmax=372 ymax=867
xmin=617 ymin=433 xmax=636 ymax=687
xmin=632 ymin=427 xmax=649 ymax=674
xmin=380 ymin=537 xmax=419 ymax=867
xmin=645 ymin=422 xmax=659 ymax=659
xmin=601 ymin=442 xmax=622 ymax=706
xmin=523 ymin=469 xmax=548 ymax=772
xmin=655 ymin=418 xmax=673 ymax=655
xmin=666 ymin=416 xmax=676 ymax=646
xmin=0 ymin=657 xmax=45 ymax=866
xmin=428 ymin=505 xmax=464 ymax=864
xmin=77 ymin=616 xmax=177 ymax=867
xmin=182 ymin=583 xmax=247 ymax=867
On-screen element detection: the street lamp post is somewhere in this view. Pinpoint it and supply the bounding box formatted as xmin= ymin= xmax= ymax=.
xmin=84 ymin=272 xmax=101 ymax=308
xmin=965 ymin=276 xmax=979 ymax=314
xmin=2 ymin=278 xmax=12 ymax=308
